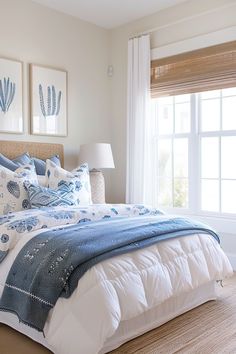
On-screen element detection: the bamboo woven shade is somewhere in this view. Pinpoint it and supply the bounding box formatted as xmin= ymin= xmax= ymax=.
xmin=151 ymin=40 xmax=236 ymax=98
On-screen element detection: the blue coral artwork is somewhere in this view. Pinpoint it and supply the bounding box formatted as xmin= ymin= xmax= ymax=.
xmin=31 ymin=64 xmax=67 ymax=137
xmin=0 ymin=58 xmax=23 ymax=133
xmin=39 ymin=84 xmax=62 ymax=118
xmin=0 ymin=77 xmax=16 ymax=113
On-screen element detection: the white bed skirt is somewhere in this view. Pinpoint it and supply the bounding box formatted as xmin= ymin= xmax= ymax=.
xmin=0 ymin=281 xmax=217 ymax=354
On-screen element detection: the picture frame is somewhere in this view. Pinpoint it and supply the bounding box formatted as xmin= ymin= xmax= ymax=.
xmin=0 ymin=57 xmax=23 ymax=134
xmin=30 ymin=64 xmax=68 ymax=137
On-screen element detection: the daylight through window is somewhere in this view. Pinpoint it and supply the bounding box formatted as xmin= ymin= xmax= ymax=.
xmin=152 ymin=87 xmax=236 ymax=216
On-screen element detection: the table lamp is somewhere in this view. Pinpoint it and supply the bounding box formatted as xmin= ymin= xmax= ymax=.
xmin=79 ymin=143 xmax=115 ymax=203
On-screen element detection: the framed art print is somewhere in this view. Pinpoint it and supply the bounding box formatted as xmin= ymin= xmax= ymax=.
xmin=0 ymin=57 xmax=23 ymax=134
xmin=30 ymin=64 xmax=67 ymax=136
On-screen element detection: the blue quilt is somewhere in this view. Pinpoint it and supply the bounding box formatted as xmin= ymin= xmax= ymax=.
xmin=0 ymin=215 xmax=219 ymax=331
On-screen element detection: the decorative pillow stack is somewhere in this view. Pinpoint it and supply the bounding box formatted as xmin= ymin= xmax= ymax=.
xmin=24 ymin=181 xmax=78 ymax=208
xmin=0 ymin=155 xmax=92 ymax=213
xmin=0 ymin=164 xmax=38 ymax=214
xmin=0 ymin=152 xmax=61 ymax=175
xmin=45 ymin=160 xmax=92 ymax=205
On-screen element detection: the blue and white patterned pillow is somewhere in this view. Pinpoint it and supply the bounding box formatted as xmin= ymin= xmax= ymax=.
xmin=0 ymin=164 xmax=38 ymax=215
xmin=45 ymin=160 xmax=92 ymax=205
xmin=25 ymin=181 xmax=78 ymax=208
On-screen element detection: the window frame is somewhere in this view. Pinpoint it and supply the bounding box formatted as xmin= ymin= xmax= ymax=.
xmin=154 ymin=89 xmax=236 ymax=221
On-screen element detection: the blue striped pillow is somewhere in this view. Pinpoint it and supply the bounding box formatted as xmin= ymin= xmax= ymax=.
xmin=33 ymin=155 xmax=61 ymax=175
xmin=0 ymin=152 xmax=31 ymax=171
xmin=25 ymin=181 xmax=77 ymax=208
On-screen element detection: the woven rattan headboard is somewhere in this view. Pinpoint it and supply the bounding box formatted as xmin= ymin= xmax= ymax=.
xmin=0 ymin=140 xmax=64 ymax=167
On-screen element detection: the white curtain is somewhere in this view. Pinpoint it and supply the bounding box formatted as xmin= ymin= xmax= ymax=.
xmin=126 ymin=34 xmax=156 ymax=205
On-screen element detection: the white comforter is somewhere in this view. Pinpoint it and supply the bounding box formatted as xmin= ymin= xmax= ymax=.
xmin=0 ymin=205 xmax=233 ymax=354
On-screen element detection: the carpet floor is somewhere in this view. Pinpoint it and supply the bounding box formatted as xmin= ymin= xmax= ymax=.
xmin=0 ymin=275 xmax=235 ymax=354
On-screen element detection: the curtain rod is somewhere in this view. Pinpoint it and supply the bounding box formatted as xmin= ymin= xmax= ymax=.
xmin=129 ymin=2 xmax=235 ymax=40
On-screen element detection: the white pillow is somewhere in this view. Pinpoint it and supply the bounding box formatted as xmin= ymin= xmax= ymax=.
xmin=45 ymin=160 xmax=92 ymax=205
xmin=37 ymin=175 xmax=47 ymax=187
xmin=0 ymin=164 xmax=38 ymax=214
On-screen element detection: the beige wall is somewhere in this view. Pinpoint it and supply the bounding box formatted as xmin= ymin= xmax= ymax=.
xmin=110 ymin=0 xmax=236 ymax=203
xmin=0 ymin=0 xmax=112 ymax=198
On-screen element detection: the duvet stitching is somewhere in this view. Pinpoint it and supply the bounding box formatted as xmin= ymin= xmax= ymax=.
xmin=78 ymin=242 xmax=216 ymax=296
xmin=94 ymin=242 xmax=215 ymax=281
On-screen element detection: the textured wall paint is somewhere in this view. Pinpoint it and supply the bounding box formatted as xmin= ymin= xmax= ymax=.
xmin=0 ymin=0 xmax=112 ymax=199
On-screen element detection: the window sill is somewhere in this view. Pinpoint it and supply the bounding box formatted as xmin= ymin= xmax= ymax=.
xmin=188 ymin=214 xmax=236 ymax=235
xmin=161 ymin=208 xmax=236 ymax=235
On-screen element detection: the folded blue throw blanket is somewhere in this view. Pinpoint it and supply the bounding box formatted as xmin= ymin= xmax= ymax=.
xmin=0 ymin=215 xmax=219 ymax=331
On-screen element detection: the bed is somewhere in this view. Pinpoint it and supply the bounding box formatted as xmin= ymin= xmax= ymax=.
xmin=0 ymin=140 xmax=233 ymax=354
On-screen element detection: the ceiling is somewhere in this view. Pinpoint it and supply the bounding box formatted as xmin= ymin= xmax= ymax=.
xmin=32 ymin=0 xmax=188 ymax=29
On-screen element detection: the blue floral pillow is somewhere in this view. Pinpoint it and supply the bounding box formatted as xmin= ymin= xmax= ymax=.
xmin=25 ymin=181 xmax=77 ymax=208
xmin=45 ymin=160 xmax=92 ymax=205
xmin=0 ymin=164 xmax=38 ymax=215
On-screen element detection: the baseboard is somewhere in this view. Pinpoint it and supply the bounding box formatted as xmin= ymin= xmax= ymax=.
xmin=226 ymin=253 xmax=236 ymax=270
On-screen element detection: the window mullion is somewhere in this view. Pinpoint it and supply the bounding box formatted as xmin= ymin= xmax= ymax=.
xmin=189 ymin=93 xmax=198 ymax=213
xmin=219 ymin=90 xmax=222 ymax=213
xmin=196 ymin=93 xmax=201 ymax=214
xmin=172 ymin=96 xmax=175 ymax=207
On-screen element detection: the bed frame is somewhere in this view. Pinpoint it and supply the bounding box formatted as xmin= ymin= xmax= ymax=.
xmin=0 ymin=140 xmax=64 ymax=168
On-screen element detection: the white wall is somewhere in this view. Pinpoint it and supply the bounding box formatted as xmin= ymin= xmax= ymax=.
xmin=110 ymin=0 xmax=236 ymax=203
xmin=0 ymin=0 xmax=112 ymax=198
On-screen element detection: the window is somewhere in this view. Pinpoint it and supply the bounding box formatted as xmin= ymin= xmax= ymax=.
xmin=156 ymin=94 xmax=190 ymax=209
xmin=153 ymin=87 xmax=236 ymax=216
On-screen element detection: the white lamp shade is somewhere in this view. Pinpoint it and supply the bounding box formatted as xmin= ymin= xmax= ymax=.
xmin=79 ymin=143 xmax=115 ymax=169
